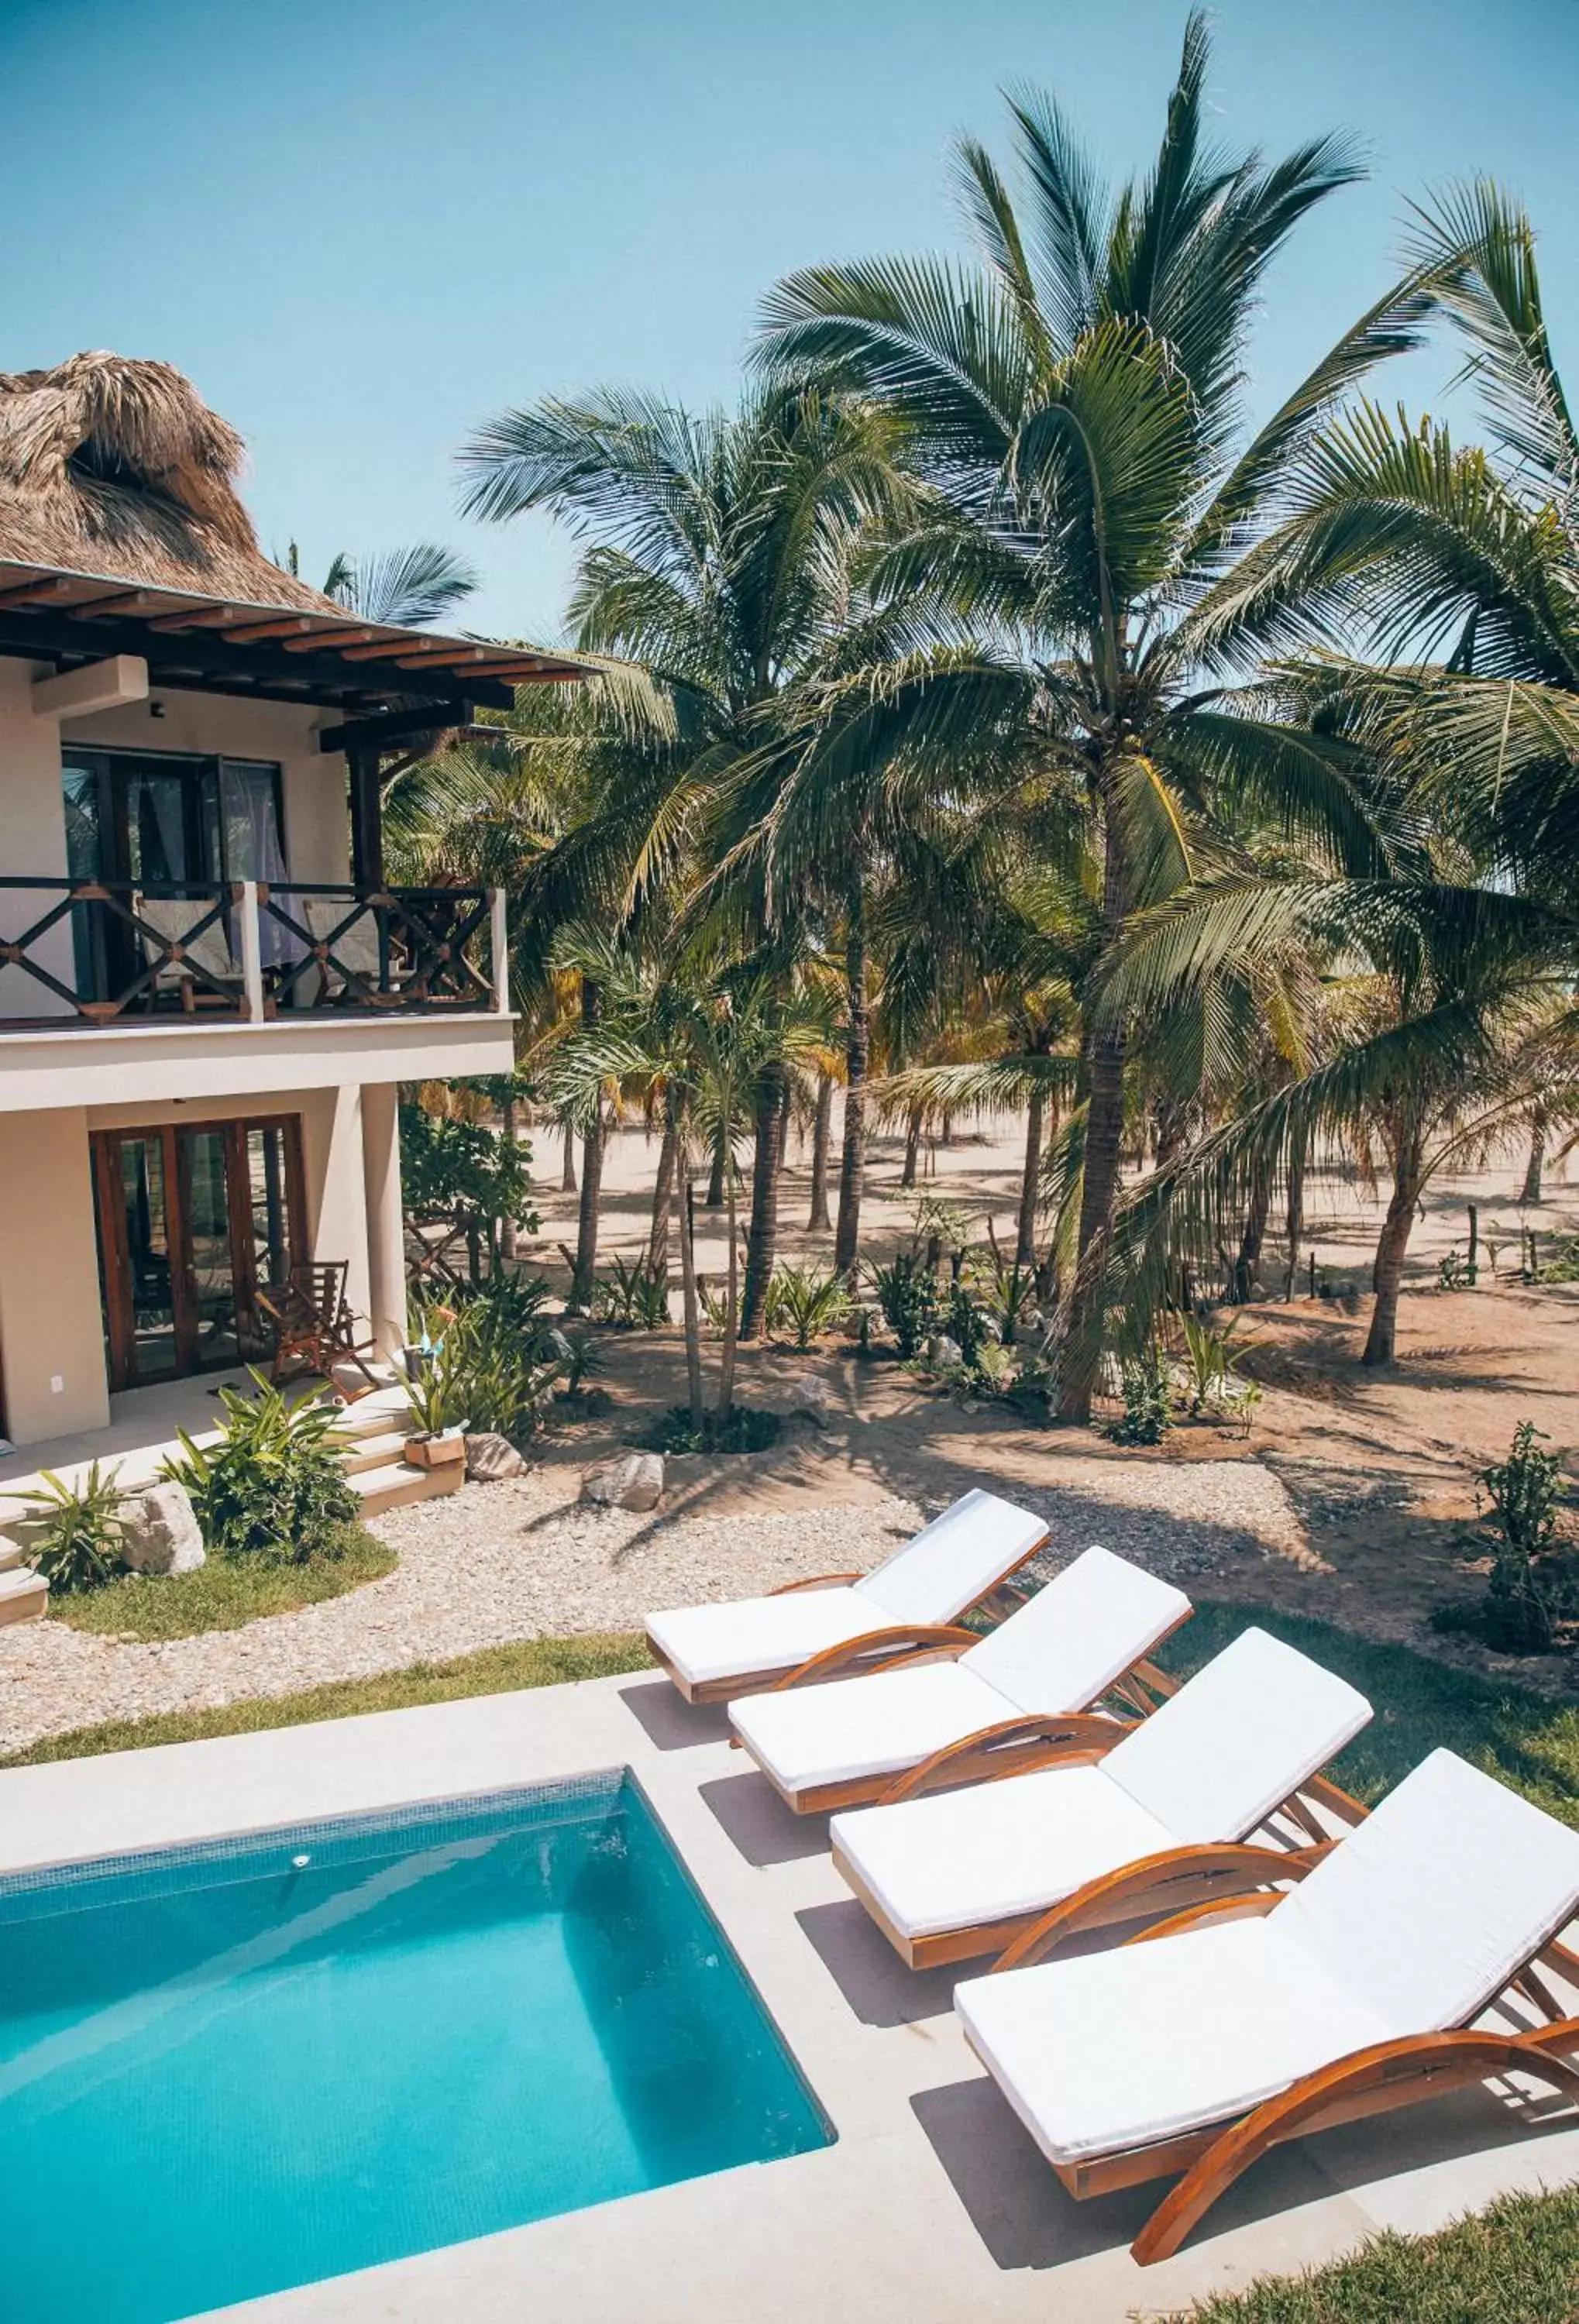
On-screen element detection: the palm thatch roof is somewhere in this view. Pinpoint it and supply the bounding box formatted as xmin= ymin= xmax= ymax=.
xmin=0 ymin=351 xmax=339 ymax=614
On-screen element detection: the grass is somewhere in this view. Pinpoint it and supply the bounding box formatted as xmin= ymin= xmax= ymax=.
xmin=1178 ymin=2184 xmax=1579 ymax=2320
xmin=0 ymin=1632 xmax=650 ymax=1766
xmin=48 ymin=1525 xmax=397 ymax=1643
xmin=1156 ymin=1600 xmax=1579 ymax=1829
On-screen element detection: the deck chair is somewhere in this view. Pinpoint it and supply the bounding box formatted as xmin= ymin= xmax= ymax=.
xmin=831 ymin=1628 xmax=1371 ymax=1968
xmin=955 ymin=1748 xmax=1579 ymax=2265
xmin=645 ymin=1489 xmax=1051 ymax=1707
xmin=137 ymin=895 xmax=241 ymax=1012
xmin=728 ymin=1545 xmax=1192 ymax=1815
xmin=257 ymin=1260 xmax=382 ymax=1396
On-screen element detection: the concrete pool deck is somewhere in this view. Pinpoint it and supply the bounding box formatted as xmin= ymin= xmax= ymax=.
xmin=3 ymin=1676 xmax=1578 ymax=2323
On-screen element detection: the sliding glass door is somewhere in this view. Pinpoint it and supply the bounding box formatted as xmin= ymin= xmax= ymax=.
xmin=92 ymin=1116 xmax=307 ymax=1390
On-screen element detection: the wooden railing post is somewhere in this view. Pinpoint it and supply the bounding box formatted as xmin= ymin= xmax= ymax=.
xmin=490 ymin=885 xmax=509 ymax=1014
xmin=239 ymin=881 xmax=266 ymax=1023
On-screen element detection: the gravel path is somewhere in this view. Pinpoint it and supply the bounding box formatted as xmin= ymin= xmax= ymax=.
xmin=0 ymin=1457 xmax=1304 ymax=1754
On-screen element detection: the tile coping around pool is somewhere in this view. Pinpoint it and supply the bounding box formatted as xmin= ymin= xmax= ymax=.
xmin=2 ymin=1670 xmax=1579 ymax=2324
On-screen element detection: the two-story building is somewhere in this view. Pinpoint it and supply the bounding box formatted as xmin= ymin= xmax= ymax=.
xmin=0 ymin=352 xmax=582 ymax=1449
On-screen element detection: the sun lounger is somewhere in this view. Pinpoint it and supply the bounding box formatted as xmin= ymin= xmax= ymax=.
xmin=955 ymin=1748 xmax=1579 ymax=2264
xmin=645 ymin=1488 xmax=1050 ymax=1706
xmin=830 ymin=1628 xmax=1371 ymax=1967
xmin=728 ymin=1545 xmax=1192 ymax=1814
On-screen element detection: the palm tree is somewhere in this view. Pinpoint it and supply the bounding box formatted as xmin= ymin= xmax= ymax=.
xmin=322 ymin=542 xmax=480 ymax=627
xmin=456 ymin=382 xmax=916 ymax=1316
xmin=752 ymin=10 xmax=1431 ymax=1412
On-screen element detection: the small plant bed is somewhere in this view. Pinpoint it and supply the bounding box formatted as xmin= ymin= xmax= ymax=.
xmin=50 ymin=1524 xmax=395 ymax=1643
xmin=0 ymin=1631 xmax=650 ymax=1767
xmin=1178 ymin=2183 xmax=1579 ymax=2321
xmin=639 ymin=1404 xmax=783 ymax=1456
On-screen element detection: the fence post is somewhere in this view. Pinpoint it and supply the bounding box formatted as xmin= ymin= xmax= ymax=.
xmin=489 ymin=886 xmax=510 ymax=1014
xmin=239 ymin=881 xmax=266 ymax=1023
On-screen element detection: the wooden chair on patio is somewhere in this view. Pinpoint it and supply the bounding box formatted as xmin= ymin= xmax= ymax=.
xmin=257 ymin=1260 xmax=383 ymax=1397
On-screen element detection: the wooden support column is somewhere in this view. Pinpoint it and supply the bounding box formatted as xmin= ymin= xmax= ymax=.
xmin=348 ymin=747 xmax=384 ymax=889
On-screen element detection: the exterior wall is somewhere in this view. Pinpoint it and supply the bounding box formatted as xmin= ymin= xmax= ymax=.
xmin=0 ymin=1105 xmax=108 ymax=1442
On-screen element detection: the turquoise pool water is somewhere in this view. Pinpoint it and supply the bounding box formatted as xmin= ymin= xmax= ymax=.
xmin=0 ymin=1772 xmax=831 ymax=2322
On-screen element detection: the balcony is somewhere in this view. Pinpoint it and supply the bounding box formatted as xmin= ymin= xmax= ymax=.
xmin=0 ymin=876 xmax=507 ymax=1028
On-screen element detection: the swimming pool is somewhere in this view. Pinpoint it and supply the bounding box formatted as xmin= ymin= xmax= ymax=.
xmin=0 ymin=1769 xmax=831 ymax=2322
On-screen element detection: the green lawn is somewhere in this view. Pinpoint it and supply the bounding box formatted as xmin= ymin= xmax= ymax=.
xmin=1178 ymin=2185 xmax=1579 ymax=2321
xmin=0 ymin=1632 xmax=651 ymax=1765
xmin=1156 ymin=1600 xmax=1579 ymax=1828
xmin=49 ymin=1525 xmax=397 ymax=1642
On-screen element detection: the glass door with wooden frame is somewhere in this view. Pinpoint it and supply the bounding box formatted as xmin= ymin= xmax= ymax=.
xmin=92 ymin=1116 xmax=307 ymax=1391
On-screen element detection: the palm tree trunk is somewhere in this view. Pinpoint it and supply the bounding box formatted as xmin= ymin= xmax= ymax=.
xmin=741 ymin=1061 xmax=786 ymax=1339
xmin=717 ymin=1139 xmax=741 ymax=1419
xmin=1522 ymin=1105 xmax=1546 ymax=1205
xmin=1282 ymin=1133 xmax=1307 ymax=1302
xmin=647 ymin=1116 xmax=677 ymax=1277
xmin=808 ymin=1072 xmax=833 ymax=1229
xmin=1016 ymin=1087 xmax=1045 ymax=1269
xmin=834 ymin=889 xmax=869 ymax=1279
xmin=703 ymin=1121 xmax=727 ymax=1208
xmin=900 ymin=1105 xmax=922 ymax=1191
xmin=674 ymin=1124 xmax=704 ymax=1430
xmin=569 ymin=978 xmax=604 ymax=1312
xmin=560 ymin=1114 xmax=576 ymax=1193
xmin=1059 ymin=789 xmax=1127 ymax=1422
xmin=1229 ymin=1161 xmax=1271 ymax=1303
xmin=499 ymin=1088 xmax=518 ymax=1263
xmin=1362 ymin=1132 xmax=1424 ymax=1367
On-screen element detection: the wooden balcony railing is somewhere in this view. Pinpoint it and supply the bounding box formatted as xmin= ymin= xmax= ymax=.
xmin=0 ymin=876 xmax=507 ymax=1029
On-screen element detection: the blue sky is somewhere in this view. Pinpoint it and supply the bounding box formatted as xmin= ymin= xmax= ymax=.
xmin=0 ymin=0 xmax=1573 ymax=642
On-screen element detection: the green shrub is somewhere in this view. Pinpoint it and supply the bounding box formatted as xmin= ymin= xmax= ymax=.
xmin=1103 ymin=1343 xmax=1172 ymax=1446
xmin=642 ymin=1404 xmax=782 ymax=1455
xmin=21 ymin=1461 xmax=128 ymax=1594
xmin=404 ymin=1281 xmax=566 ymax=1444
xmin=869 ymin=1251 xmax=942 ymax=1357
xmin=593 ymin=1255 xmax=672 ymax=1328
xmin=1177 ymin=1309 xmax=1257 ymax=1417
xmin=763 ymin=1262 xmax=852 ymax=1349
xmin=1474 ymin=1421 xmax=1577 ymax=1653
xmin=162 ymin=1373 xmax=357 ymax=1563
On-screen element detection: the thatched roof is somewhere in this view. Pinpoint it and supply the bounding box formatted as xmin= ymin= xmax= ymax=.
xmin=0 ymin=351 xmax=342 ymax=614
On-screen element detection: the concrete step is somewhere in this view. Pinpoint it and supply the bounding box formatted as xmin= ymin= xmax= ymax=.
xmin=337 ymin=1430 xmax=415 ymax=1476
xmin=0 ymin=1568 xmax=48 ymax=1625
xmin=0 ymin=1532 xmax=27 ymax=1573
xmin=352 ymin=1459 xmax=464 ymax=1518
xmin=327 ymin=1386 xmax=415 ymax=1441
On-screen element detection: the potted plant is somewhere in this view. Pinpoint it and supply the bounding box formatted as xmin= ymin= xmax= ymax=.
xmin=401 ymin=1346 xmax=468 ymax=1470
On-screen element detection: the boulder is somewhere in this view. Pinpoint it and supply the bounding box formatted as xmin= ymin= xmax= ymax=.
xmin=120 ymin=1480 xmax=206 ymax=1575
xmin=582 ymin=1452 xmax=665 ymax=1512
xmin=927 ymin=1333 xmax=965 ymax=1371
xmin=466 ymin=1431 xmax=530 ymax=1483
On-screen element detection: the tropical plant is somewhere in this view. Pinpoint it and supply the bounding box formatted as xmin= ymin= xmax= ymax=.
xmin=1459 ymin=1422 xmax=1578 ymax=1654
xmin=404 ymin=1281 xmax=568 ymax=1443
xmin=1176 ymin=1308 xmax=1257 ymax=1415
xmin=754 ymin=10 xmax=1435 ymax=1411
xmin=1103 ymin=1343 xmax=1173 ymax=1446
xmin=642 ymin=1404 xmax=782 ymax=1456
xmin=322 ymin=542 xmax=480 ymax=627
xmin=400 ymin=1098 xmax=536 ymax=1282
xmin=163 ymin=1376 xmax=357 ymax=1563
xmin=21 ymin=1462 xmax=128 ymax=1594
xmin=762 ymin=1260 xmax=853 ymax=1349
xmin=593 ymin=1254 xmax=673 ymax=1329
xmin=868 ymin=1250 xmax=943 ymax=1358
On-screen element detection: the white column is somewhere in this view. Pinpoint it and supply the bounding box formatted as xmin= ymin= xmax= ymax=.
xmin=360 ymin=1082 xmax=408 ymax=1359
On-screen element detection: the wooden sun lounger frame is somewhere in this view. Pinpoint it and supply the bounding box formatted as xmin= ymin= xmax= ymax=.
xmin=835 ymin=1723 xmax=1365 ymax=1970
xmin=960 ymin=1861 xmax=1579 ymax=2266
xmin=646 ymin=1525 xmax=1053 ymax=1708
xmin=735 ymin=1618 xmax=1190 ymax=1818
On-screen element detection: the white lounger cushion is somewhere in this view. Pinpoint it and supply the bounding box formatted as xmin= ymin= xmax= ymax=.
xmin=957 ymin=1918 xmax=1390 ymax=2164
xmin=732 ymin=1660 xmax=1028 ymax=1793
xmin=729 ymin=1545 xmax=1188 ymax=1794
xmin=1272 ymin=1748 xmax=1579 ymax=2034
xmin=1101 ymin=1627 xmax=1372 ymax=1844
xmin=834 ymin=1765 xmax=1174 ymax=1939
xmin=957 ymin=1748 xmax=1579 ymax=2168
xmin=645 ymin=1487 xmax=1045 ymax=1689
xmin=831 ymin=1628 xmax=1371 ymax=1941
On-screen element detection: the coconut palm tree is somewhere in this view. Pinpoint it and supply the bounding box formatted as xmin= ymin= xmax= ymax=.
xmin=322 ymin=542 xmax=480 ymax=627
xmin=752 ymin=10 xmax=1432 ymax=1413
xmin=456 ymin=381 xmax=917 ymax=1315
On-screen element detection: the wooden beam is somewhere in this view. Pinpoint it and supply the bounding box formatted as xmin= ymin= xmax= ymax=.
xmin=217 ymin=616 xmax=319 ymax=642
xmin=283 ymin=625 xmax=377 ymax=652
xmin=0 ymin=576 xmax=88 ymax=609
xmin=318 ymin=700 xmax=473 ymax=755
xmin=65 ymin=588 xmax=160 ymax=618
xmin=145 ymin=603 xmax=248 ymax=632
xmin=348 ymin=748 xmax=384 ymax=886
xmin=339 ymin=636 xmax=490 ymax=664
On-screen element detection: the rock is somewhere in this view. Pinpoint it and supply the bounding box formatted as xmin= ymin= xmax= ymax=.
xmin=466 ymin=1432 xmax=529 ymax=1483
xmin=927 ymin=1334 xmax=965 ymax=1371
xmin=581 ymin=1452 xmax=665 ymax=1512
xmin=120 ymin=1480 xmax=206 ymax=1575
xmin=787 ymin=1373 xmax=837 ymax=1425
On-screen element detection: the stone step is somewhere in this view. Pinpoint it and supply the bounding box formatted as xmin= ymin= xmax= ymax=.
xmin=326 ymin=1386 xmax=415 ymax=1441
xmin=352 ymin=1459 xmax=464 ymax=1519
xmin=337 ymin=1430 xmax=413 ymax=1476
xmin=0 ymin=1532 xmax=27 ymax=1573
xmin=0 ymin=1568 xmax=48 ymax=1625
